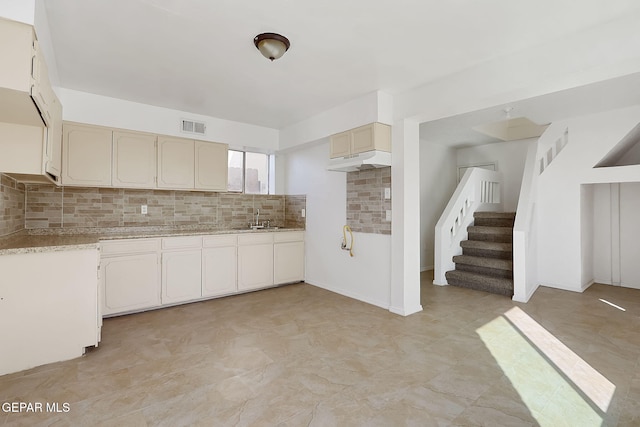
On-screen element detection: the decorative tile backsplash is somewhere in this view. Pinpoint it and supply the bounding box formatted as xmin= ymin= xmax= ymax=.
xmin=0 ymin=174 xmax=25 ymax=236
xmin=25 ymin=184 xmax=305 ymax=230
xmin=285 ymin=195 xmax=307 ymax=229
xmin=346 ymin=167 xmax=391 ymax=235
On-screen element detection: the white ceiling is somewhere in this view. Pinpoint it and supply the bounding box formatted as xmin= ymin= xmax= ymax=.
xmin=43 ymin=0 xmax=640 ymax=131
xmin=420 ymin=71 xmax=640 ymax=147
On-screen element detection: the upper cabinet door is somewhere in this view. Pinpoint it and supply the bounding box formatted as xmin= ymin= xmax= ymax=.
xmin=351 ymin=124 xmax=376 ymax=154
xmin=113 ymin=131 xmax=157 ymax=188
xmin=31 ymin=40 xmax=55 ymax=122
xmin=351 ymin=123 xmax=391 ymax=155
xmin=329 ymin=131 xmax=351 ymax=159
xmin=0 ymin=20 xmax=53 ymax=127
xmin=157 ymin=136 xmax=195 ymax=189
xmin=62 ymin=123 xmax=113 ymax=186
xmin=195 ymin=141 xmax=228 ymax=191
xmin=44 ymin=94 xmax=62 ymax=179
xmin=329 ymin=123 xmax=392 ymax=159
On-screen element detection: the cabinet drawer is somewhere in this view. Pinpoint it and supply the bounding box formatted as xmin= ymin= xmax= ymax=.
xmin=101 ymin=238 xmax=160 ymax=255
xmin=238 ymin=233 xmax=274 ymax=246
xmin=274 ymin=231 xmax=304 ymax=243
xmin=203 ymin=234 xmax=237 ymax=248
xmin=162 ymin=236 xmax=202 ymax=250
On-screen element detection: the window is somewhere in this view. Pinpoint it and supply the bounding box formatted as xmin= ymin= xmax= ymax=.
xmin=227 ymin=150 xmax=270 ymax=194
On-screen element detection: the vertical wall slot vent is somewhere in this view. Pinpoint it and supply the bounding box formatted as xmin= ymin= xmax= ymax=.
xmin=181 ymin=119 xmax=206 ymax=135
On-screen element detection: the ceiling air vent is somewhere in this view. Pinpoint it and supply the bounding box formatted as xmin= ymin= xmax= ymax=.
xmin=181 ymin=119 xmax=206 ymax=135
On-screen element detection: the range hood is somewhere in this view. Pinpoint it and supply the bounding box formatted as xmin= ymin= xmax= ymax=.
xmin=327 ymin=150 xmax=392 ymax=172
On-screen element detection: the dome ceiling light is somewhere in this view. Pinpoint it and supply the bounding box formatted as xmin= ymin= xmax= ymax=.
xmin=254 ymin=33 xmax=290 ymax=61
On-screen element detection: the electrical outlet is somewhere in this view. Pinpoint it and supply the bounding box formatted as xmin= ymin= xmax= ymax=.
xmin=301 ymin=208 xmax=306 ymax=218
xmin=141 ymin=205 xmax=147 ymax=215
xmin=384 ymin=188 xmax=391 ymax=199
xmin=385 ymin=210 xmax=391 ymax=221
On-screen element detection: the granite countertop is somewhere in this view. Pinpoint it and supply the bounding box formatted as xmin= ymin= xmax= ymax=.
xmin=0 ymin=226 xmax=305 ymax=255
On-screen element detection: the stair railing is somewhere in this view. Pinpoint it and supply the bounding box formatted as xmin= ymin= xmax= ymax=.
xmin=434 ymin=168 xmax=503 ymax=286
xmin=513 ymin=124 xmax=568 ymax=302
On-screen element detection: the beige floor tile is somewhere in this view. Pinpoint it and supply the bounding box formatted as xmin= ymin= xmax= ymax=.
xmin=1 ymin=274 xmax=639 ymax=425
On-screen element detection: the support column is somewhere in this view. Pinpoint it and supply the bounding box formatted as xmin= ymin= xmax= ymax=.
xmin=610 ymin=183 xmax=621 ymax=286
xmin=390 ymin=119 xmax=423 ymax=316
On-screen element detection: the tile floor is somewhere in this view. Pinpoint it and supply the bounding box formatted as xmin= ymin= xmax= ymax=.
xmin=1 ymin=272 xmax=639 ymax=426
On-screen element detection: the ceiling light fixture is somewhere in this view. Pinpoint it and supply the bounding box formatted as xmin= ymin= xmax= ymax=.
xmin=254 ymin=33 xmax=290 ymax=61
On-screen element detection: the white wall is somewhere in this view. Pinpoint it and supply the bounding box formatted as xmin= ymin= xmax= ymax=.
xmin=592 ymin=182 xmax=640 ymax=288
xmin=279 ymin=91 xmax=393 ymax=150
xmin=33 ymin=0 xmax=59 ymax=86
xmin=580 ymin=184 xmax=594 ymax=287
xmin=419 ymin=141 xmax=457 ymax=271
xmin=592 ymin=183 xmax=614 ymax=285
xmin=57 ymin=88 xmax=279 ymax=152
xmin=456 ymin=138 xmax=536 ymax=212
xmin=0 ymin=0 xmax=35 ymax=24
xmin=284 ymin=141 xmax=391 ymax=309
xmin=618 ymin=140 xmax=640 ymax=166
xmin=536 ymin=104 xmax=640 ymax=292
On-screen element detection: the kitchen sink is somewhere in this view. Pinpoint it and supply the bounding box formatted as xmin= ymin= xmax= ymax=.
xmin=231 ymin=226 xmax=281 ymax=231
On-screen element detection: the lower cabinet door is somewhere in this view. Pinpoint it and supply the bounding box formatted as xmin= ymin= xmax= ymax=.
xmin=274 ymin=241 xmax=305 ymax=284
xmin=237 ymin=243 xmax=274 ymax=291
xmin=202 ymin=246 xmax=237 ymax=297
xmin=102 ymin=253 xmax=160 ymax=316
xmin=162 ymin=250 xmax=202 ymax=304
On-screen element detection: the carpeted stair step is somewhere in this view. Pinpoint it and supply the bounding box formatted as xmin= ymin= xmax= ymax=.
xmin=452 ymin=254 xmax=513 ymax=278
xmin=467 ymin=225 xmax=512 ymax=243
xmin=460 ymin=240 xmax=512 ymax=259
xmin=445 ymin=270 xmax=514 ymax=297
xmin=473 ymin=212 xmax=516 ymax=227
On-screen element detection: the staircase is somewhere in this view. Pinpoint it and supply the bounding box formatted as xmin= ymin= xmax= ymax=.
xmin=445 ymin=212 xmax=515 ymax=297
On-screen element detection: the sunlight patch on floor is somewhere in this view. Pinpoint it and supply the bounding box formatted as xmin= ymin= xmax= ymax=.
xmin=599 ymin=298 xmax=626 ymax=311
xmin=476 ymin=306 xmax=616 ymax=426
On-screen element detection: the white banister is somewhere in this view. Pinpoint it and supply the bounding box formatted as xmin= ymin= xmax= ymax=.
xmin=433 ymin=168 xmax=503 ymax=286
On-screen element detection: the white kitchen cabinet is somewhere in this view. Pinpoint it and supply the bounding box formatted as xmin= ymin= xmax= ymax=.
xmin=161 ymin=250 xmax=202 ymax=304
xmin=157 ymin=136 xmax=194 ymax=189
xmin=0 ymin=122 xmax=46 ymax=177
xmin=195 ymin=140 xmax=228 ymax=191
xmin=161 ymin=236 xmax=202 ymax=304
xmin=0 ymin=19 xmax=47 ymax=127
xmin=202 ymin=235 xmax=237 ymax=297
xmin=101 ymin=238 xmax=161 ymax=316
xmin=31 ymin=39 xmax=56 ymax=126
xmin=44 ymin=94 xmax=63 ymax=179
xmin=329 ymin=122 xmax=391 ymax=159
xmin=237 ymin=233 xmax=274 ymax=291
xmin=0 ymin=103 xmax=61 ymax=185
xmin=274 ymin=232 xmax=305 ymax=285
xmin=0 ymin=249 xmax=101 ymax=376
xmin=329 ymin=131 xmax=351 ymax=158
xmin=101 ymin=253 xmax=161 ymax=316
xmin=112 ymin=130 xmax=157 ymax=188
xmin=99 ymin=230 xmax=303 ymax=318
xmin=62 ymin=123 xmax=113 ymax=186
xmin=0 ymin=19 xmax=62 ymax=184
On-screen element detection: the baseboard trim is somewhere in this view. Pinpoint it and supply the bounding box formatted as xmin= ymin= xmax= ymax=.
xmin=304 ymin=280 xmax=390 ymax=310
xmin=512 ymin=282 xmax=540 ymax=303
xmin=581 ymin=280 xmax=595 ymax=292
xmin=539 ymin=282 xmax=584 ymax=293
xmin=389 ymin=304 xmax=423 ymax=317
xmin=433 ymin=280 xmax=448 ymax=286
xmin=420 ymin=265 xmax=434 ymax=272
